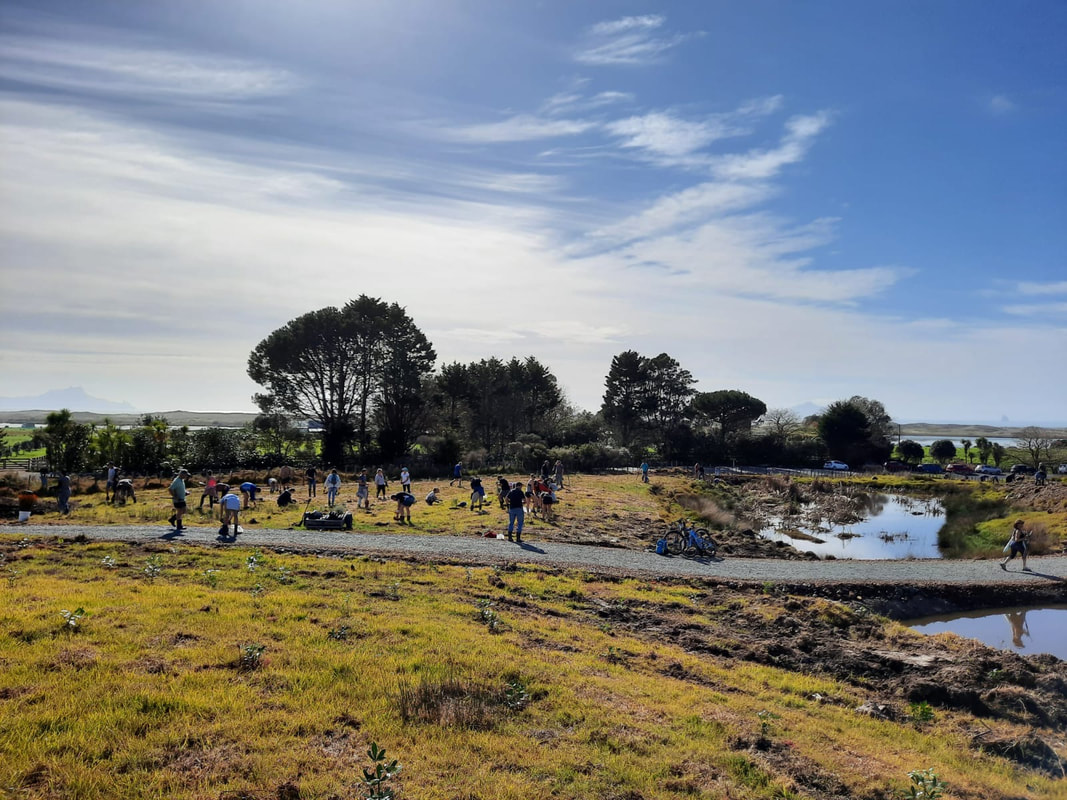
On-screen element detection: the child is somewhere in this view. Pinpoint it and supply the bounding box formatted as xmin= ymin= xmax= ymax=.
xmin=356 ymin=469 xmax=370 ymax=510
xmin=374 ymin=468 xmax=388 ymax=500
xmin=425 ymin=487 xmax=442 ymax=505
xmin=400 ymin=466 xmax=411 ymax=493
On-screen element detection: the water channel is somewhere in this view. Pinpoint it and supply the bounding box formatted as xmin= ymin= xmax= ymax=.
xmin=759 ymin=493 xmax=946 ymax=559
xmin=908 ymin=606 xmax=1067 ymax=659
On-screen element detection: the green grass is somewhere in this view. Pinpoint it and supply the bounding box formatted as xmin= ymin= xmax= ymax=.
xmin=0 ymin=537 xmax=1062 ymax=799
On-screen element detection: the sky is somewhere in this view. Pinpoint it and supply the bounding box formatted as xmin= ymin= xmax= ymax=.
xmin=1 ymin=1 xmax=1065 ymax=424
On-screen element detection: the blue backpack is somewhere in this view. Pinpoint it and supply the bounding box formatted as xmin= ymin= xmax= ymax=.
xmin=655 ymin=538 xmax=667 ymax=555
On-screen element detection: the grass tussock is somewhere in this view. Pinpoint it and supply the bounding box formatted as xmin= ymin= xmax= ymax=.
xmin=674 ymin=493 xmax=736 ymax=529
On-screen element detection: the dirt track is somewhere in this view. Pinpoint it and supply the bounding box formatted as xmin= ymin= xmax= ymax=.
xmin=10 ymin=522 xmax=1067 ymax=588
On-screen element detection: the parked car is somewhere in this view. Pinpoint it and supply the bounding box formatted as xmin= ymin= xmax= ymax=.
xmin=823 ymin=460 xmax=849 ymax=471
xmin=946 ymin=463 xmax=974 ymax=475
xmin=1058 ymin=464 xmax=1067 ymax=475
xmin=1009 ymin=464 xmax=1035 ymax=475
xmin=974 ymin=465 xmax=1002 ymax=475
xmin=915 ymin=463 xmax=943 ymax=474
xmin=884 ymin=461 xmax=910 ymax=473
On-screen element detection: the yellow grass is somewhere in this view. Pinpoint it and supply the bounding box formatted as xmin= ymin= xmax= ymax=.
xmin=0 ymin=536 xmax=1062 ymax=799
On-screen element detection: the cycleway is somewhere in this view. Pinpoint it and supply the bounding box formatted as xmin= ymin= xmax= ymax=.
xmin=11 ymin=523 xmax=1067 ymax=585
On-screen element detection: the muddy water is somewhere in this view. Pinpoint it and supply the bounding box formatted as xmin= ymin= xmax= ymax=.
xmin=759 ymin=494 xmax=945 ymax=560
xmin=908 ymin=606 xmax=1067 ymax=659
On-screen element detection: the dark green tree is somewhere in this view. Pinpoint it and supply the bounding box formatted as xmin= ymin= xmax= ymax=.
xmin=991 ymin=442 xmax=1006 ymax=467
xmin=929 ymin=439 xmax=957 ymax=464
xmin=92 ymin=418 xmax=131 ymax=468
xmin=817 ymin=401 xmax=870 ymax=463
xmin=41 ymin=409 xmax=93 ymax=474
xmin=435 ymin=362 xmax=471 ymax=431
xmin=896 ymin=439 xmax=925 ymax=464
xmin=373 ymin=306 xmax=437 ymax=460
xmin=974 ymin=436 xmax=992 ymax=465
xmin=691 ymin=390 xmax=768 ymax=449
xmin=960 ymin=438 xmax=972 ymax=463
xmin=601 ymin=350 xmax=648 ymax=448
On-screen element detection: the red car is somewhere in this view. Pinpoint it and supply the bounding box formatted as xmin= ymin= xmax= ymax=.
xmin=946 ymin=464 xmax=974 ymax=475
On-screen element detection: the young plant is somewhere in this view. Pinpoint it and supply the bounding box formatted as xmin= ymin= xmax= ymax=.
xmin=361 ymin=742 xmax=401 ymax=800
xmin=203 ymin=569 xmax=219 ymax=588
xmin=477 ymin=599 xmax=500 ymax=632
xmin=143 ymin=556 xmax=163 ymax=582
xmin=237 ymin=643 xmax=266 ymax=672
xmin=904 ymin=768 xmax=945 ymax=799
xmin=101 ymin=555 xmax=117 ymax=569
xmin=60 ymin=607 xmax=86 ymax=631
xmin=246 ymin=551 xmax=262 ymax=572
xmin=907 ymin=701 xmax=935 ymax=727
xmin=504 ymin=680 xmax=531 ymax=711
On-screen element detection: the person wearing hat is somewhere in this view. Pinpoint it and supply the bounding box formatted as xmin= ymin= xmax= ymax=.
xmin=168 ymin=468 xmax=190 ymax=530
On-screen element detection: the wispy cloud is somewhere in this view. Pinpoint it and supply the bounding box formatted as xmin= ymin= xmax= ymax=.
xmin=988 ymin=94 xmax=1017 ymax=114
xmin=576 ymin=15 xmax=698 ymax=66
xmin=603 ymin=96 xmax=784 ymax=166
xmin=1016 ymin=280 xmax=1067 ymax=295
xmin=1003 ymin=302 xmax=1067 ymax=315
xmin=0 ymin=35 xmax=298 ymax=102
xmin=710 ymin=112 xmax=833 ymax=180
xmin=542 ymin=90 xmax=634 ymax=115
xmin=444 ymin=114 xmax=597 ymax=143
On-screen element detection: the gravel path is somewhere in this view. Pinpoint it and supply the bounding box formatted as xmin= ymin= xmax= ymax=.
xmin=11 ymin=523 xmax=1067 ymax=585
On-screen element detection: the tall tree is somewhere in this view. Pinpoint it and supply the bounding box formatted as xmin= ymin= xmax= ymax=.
xmin=373 ymin=304 xmax=437 ymax=460
xmin=818 ymin=401 xmax=870 ymax=462
xmin=896 ymin=439 xmax=925 ymax=464
xmin=41 ymin=409 xmax=93 ymax=474
xmin=435 ymin=362 xmax=471 ymax=431
xmin=929 ymin=439 xmax=957 ymax=464
xmin=1015 ymin=427 xmax=1053 ymax=468
xmin=92 ymin=418 xmax=131 ymax=467
xmin=601 ymin=350 xmax=648 ymax=448
xmin=974 ymin=436 xmax=993 ymax=465
xmin=692 ymin=390 xmax=767 ymax=449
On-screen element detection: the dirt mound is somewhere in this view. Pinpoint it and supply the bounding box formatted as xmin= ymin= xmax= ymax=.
xmin=1005 ymin=478 xmax=1067 ymax=513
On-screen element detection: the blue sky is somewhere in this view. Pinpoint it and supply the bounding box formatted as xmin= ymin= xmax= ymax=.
xmin=1 ymin=1 xmax=1064 ymax=424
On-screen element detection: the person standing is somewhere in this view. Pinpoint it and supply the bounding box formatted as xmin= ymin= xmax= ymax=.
xmin=278 ymin=464 xmax=294 ymax=485
xmin=1000 ymin=519 xmax=1032 ymax=572
xmin=325 ymin=468 xmax=342 ymax=507
xmin=305 ymin=465 xmax=318 ymax=498
xmin=554 ymin=460 xmax=564 ymax=489
xmin=506 ymin=481 xmax=526 ymax=543
xmin=400 ymin=466 xmax=411 ymax=494
xmin=168 ymin=468 xmax=190 ymax=530
xmin=640 ymin=461 xmax=649 ymax=483
xmin=374 ymin=468 xmax=388 ymax=500
xmin=540 ymin=460 xmax=551 ymax=483
xmin=57 ymin=471 xmax=72 ymax=515
xmin=106 ymin=463 xmax=118 ymax=503
xmin=199 ymin=471 xmax=218 ymax=510
xmin=356 ymin=469 xmax=370 ymax=510
xmin=219 ymin=489 xmax=241 ymax=536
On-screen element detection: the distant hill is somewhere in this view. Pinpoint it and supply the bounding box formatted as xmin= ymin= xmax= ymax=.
xmin=0 ymin=387 xmax=135 ymax=414
xmin=0 ymin=410 xmax=261 ymax=428
xmin=897 ymin=423 xmax=1067 ymax=440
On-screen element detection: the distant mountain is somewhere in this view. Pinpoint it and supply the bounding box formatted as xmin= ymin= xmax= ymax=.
xmin=789 ymin=402 xmax=823 ymax=419
xmin=0 ymin=387 xmax=136 ymax=414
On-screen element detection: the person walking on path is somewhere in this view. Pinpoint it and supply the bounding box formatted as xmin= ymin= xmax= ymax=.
xmin=449 ymin=462 xmax=463 ymax=487
xmin=106 ymin=463 xmax=118 ymax=503
xmin=356 ymin=469 xmax=370 ymax=511
xmin=554 ymin=460 xmax=564 ymax=488
xmin=168 ymin=468 xmax=189 ymax=530
xmin=374 ymin=468 xmax=388 ymax=500
xmin=505 ymin=481 xmax=526 ymax=543
xmin=1000 ymin=519 xmax=1032 ymax=572
xmin=400 ymin=466 xmax=411 ymax=494
xmin=325 ymin=468 xmax=342 ymax=507
xmin=219 ymin=489 xmax=241 ymax=536
xmin=305 ymin=465 xmax=318 ymax=498
xmin=57 ymin=471 xmax=72 ymax=515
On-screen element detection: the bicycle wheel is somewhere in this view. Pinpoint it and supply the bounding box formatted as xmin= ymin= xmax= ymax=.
xmin=693 ymin=529 xmax=715 ymax=555
xmin=664 ymin=529 xmax=685 ymax=555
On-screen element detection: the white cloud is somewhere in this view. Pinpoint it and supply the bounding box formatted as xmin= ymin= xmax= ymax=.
xmin=445 ymin=114 xmax=597 ymax=143
xmin=1003 ymin=302 xmax=1067 ymax=316
xmin=603 ymin=96 xmax=785 ymax=166
xmin=988 ymin=94 xmax=1017 ymax=114
xmin=576 ymin=15 xmax=697 ymax=66
xmin=1016 ymin=280 xmax=1067 ymax=295
xmin=710 ymin=112 xmax=833 ymax=180
xmin=0 ymin=35 xmax=298 ymax=101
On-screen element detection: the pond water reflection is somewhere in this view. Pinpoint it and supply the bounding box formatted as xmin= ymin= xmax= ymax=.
xmin=908 ymin=606 xmax=1067 ymax=659
xmin=759 ymin=494 xmax=945 ymax=560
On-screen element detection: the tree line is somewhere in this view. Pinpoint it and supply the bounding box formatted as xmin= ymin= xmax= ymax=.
xmin=24 ymin=296 xmax=1064 ymax=475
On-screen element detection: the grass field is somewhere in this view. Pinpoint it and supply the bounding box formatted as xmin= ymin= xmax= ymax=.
xmin=1 ymin=536 xmax=1062 ymax=799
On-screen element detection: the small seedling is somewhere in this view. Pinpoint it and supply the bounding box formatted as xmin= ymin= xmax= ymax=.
xmin=361 ymin=742 xmax=401 ymax=800
xmin=757 ymin=709 xmax=779 ymax=738
xmin=908 ymin=701 xmax=935 ymax=727
xmin=246 ymin=552 xmax=262 ymax=572
xmin=504 ymin=680 xmax=530 ymax=711
xmin=249 ymin=582 xmax=265 ymax=598
xmin=143 ymin=555 xmax=163 ymax=582
xmin=327 ymin=624 xmax=350 ymax=641
xmin=5 ymin=567 xmax=19 ymax=587
xmin=101 ymin=555 xmax=117 ymax=569
xmin=477 ymin=599 xmax=499 ymax=632
xmin=17 ymin=537 xmax=30 ymax=549
xmin=904 ymin=768 xmax=945 ymax=799
xmin=276 ymin=566 xmax=294 ymax=585
xmin=237 ymin=643 xmax=265 ymax=672
xmin=60 ymin=607 xmax=86 ymax=631
xmin=203 ymin=569 xmax=218 ymax=588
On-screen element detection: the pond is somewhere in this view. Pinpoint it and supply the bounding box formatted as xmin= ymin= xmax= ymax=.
xmin=759 ymin=493 xmax=946 ymax=560
xmin=908 ymin=606 xmax=1067 ymax=660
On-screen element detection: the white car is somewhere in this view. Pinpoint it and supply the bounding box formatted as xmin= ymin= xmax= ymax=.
xmin=1057 ymin=464 xmax=1067 ymax=474
xmin=974 ymin=465 xmax=1002 ymax=475
xmin=823 ymin=460 xmax=849 ymax=471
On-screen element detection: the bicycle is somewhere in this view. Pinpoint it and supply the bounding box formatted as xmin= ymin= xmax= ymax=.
xmin=664 ymin=519 xmax=718 ymax=557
